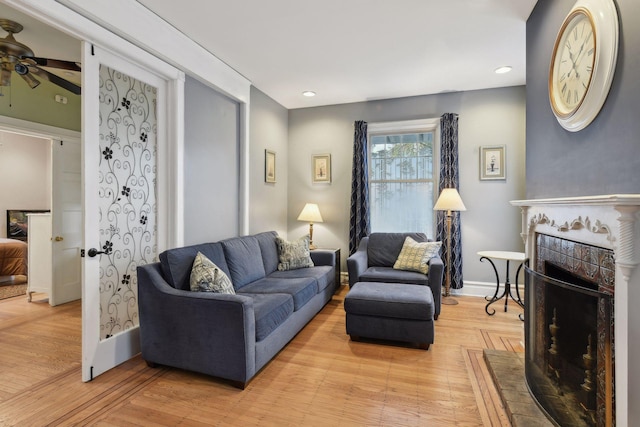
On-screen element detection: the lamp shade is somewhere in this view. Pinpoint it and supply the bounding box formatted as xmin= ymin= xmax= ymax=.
xmin=297 ymin=203 xmax=323 ymax=223
xmin=433 ymin=188 xmax=467 ymax=212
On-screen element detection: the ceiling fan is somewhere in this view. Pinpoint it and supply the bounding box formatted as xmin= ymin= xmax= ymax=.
xmin=0 ymin=18 xmax=80 ymax=95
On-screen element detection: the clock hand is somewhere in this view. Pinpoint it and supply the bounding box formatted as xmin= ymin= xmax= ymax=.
xmin=574 ymin=36 xmax=592 ymax=67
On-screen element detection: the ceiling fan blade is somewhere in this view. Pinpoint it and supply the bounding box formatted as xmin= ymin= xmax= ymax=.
xmin=28 ymin=66 xmax=81 ymax=95
xmin=25 ymin=56 xmax=81 ymax=72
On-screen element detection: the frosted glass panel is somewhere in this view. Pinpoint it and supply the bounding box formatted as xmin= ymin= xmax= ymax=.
xmin=98 ymin=65 xmax=158 ymax=340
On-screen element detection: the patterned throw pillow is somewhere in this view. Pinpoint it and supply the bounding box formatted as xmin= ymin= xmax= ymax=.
xmin=276 ymin=235 xmax=315 ymax=271
xmin=393 ymin=237 xmax=442 ymax=274
xmin=190 ymin=252 xmax=235 ymax=294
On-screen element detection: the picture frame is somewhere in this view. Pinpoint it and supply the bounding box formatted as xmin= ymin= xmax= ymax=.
xmin=6 ymin=209 xmax=50 ymax=241
xmin=479 ymin=145 xmax=506 ymax=181
xmin=312 ymin=154 xmax=331 ymax=183
xmin=265 ymin=150 xmax=276 ymax=183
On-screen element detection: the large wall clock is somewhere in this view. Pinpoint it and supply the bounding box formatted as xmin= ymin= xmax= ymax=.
xmin=548 ymin=0 xmax=619 ymax=132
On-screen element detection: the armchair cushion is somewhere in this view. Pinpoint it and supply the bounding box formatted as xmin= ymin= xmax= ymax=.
xmin=367 ymin=232 xmax=428 ymax=267
xmin=393 ymin=237 xmax=442 ymax=274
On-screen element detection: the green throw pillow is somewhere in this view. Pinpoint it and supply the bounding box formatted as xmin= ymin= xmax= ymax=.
xmin=276 ymin=235 xmax=315 ymax=271
xmin=190 ymin=252 xmax=235 ymax=294
xmin=393 ymin=237 xmax=442 ymax=274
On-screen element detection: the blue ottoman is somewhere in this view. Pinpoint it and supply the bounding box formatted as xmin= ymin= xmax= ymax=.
xmin=344 ymin=282 xmax=434 ymax=350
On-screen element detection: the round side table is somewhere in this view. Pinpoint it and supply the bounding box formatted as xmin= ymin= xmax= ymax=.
xmin=478 ymin=251 xmax=526 ymax=318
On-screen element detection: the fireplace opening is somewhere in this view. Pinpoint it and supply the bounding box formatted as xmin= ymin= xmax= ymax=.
xmin=525 ymin=261 xmax=614 ymax=427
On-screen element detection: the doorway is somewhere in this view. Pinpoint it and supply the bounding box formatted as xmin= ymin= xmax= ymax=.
xmin=0 ymin=122 xmax=82 ymax=305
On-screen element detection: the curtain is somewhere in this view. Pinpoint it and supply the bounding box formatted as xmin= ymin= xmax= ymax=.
xmin=436 ymin=113 xmax=463 ymax=289
xmin=349 ymin=120 xmax=370 ymax=254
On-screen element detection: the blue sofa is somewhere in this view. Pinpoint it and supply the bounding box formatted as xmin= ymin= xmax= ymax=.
xmin=346 ymin=232 xmax=444 ymax=320
xmin=136 ymin=231 xmax=338 ymax=388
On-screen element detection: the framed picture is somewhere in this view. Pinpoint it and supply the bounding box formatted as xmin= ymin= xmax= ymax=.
xmin=479 ymin=145 xmax=506 ymax=181
xmin=6 ymin=209 xmax=50 ymax=241
xmin=312 ymin=154 xmax=331 ymax=183
xmin=265 ymin=150 xmax=276 ymax=183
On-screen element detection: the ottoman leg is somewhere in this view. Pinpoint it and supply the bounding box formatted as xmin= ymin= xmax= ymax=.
xmin=350 ymin=335 xmax=361 ymax=342
xmin=418 ymin=343 xmax=430 ymax=350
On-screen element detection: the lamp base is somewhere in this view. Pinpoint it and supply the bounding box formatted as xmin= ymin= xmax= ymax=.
xmin=309 ymin=244 xmax=317 ymax=250
xmin=441 ymin=296 xmax=459 ymax=305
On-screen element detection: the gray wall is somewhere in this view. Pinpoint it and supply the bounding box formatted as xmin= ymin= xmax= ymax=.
xmin=248 ymin=86 xmax=289 ymax=237
xmin=288 ymin=86 xmax=526 ymax=286
xmin=526 ymin=0 xmax=640 ymax=198
xmin=183 ymin=76 xmax=240 ymax=244
xmin=527 ymin=1 xmax=639 ymax=421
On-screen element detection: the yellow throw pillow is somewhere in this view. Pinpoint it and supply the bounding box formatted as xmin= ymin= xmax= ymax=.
xmin=393 ymin=237 xmax=442 ymax=274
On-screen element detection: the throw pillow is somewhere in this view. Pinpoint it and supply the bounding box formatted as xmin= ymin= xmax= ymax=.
xmin=190 ymin=252 xmax=235 ymax=294
xmin=393 ymin=237 xmax=442 ymax=274
xmin=276 ymin=235 xmax=315 ymax=271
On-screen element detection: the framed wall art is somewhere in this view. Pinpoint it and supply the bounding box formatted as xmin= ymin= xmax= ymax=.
xmin=265 ymin=150 xmax=276 ymax=183
xmin=479 ymin=145 xmax=506 ymax=181
xmin=312 ymin=154 xmax=331 ymax=183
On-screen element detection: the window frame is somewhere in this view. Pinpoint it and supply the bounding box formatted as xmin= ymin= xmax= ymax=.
xmin=367 ymin=118 xmax=441 ymax=236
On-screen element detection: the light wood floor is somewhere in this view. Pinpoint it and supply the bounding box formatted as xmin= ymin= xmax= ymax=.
xmin=0 ymin=287 xmax=524 ymax=426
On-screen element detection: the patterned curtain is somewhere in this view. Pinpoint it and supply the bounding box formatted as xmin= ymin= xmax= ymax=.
xmin=349 ymin=120 xmax=371 ymax=254
xmin=436 ymin=113 xmax=463 ymax=289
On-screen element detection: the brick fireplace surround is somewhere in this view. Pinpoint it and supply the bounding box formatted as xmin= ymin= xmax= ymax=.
xmin=511 ymin=195 xmax=640 ymax=427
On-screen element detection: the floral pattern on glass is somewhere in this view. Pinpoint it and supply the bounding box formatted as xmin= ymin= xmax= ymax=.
xmin=98 ymin=65 xmax=158 ymax=340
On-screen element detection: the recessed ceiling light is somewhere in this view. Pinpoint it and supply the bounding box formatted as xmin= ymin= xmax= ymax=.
xmin=495 ymin=66 xmax=512 ymax=74
xmin=302 ymin=91 xmax=316 ymax=97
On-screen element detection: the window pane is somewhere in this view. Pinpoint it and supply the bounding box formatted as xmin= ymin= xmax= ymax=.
xmin=369 ymin=130 xmax=435 ymax=235
xmin=370 ymin=181 xmax=434 ymax=234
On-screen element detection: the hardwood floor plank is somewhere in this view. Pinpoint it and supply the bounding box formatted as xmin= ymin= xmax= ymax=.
xmin=0 ymin=286 xmax=526 ymax=426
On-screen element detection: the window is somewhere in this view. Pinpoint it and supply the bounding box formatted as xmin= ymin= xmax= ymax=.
xmin=368 ymin=119 xmax=439 ymax=236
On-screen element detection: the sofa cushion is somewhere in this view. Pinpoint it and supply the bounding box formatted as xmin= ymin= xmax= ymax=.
xmin=160 ymin=242 xmax=229 ymax=291
xmin=275 ymin=235 xmax=314 ymax=271
xmin=393 ymin=237 xmax=442 ymax=274
xmin=367 ymin=232 xmax=428 ymax=267
xmin=269 ymin=265 xmax=334 ymax=293
xmin=240 ymin=292 xmax=294 ymax=342
xmin=190 ymin=252 xmax=235 ymax=294
xmin=359 ymin=266 xmax=429 ymax=286
xmin=221 ymin=236 xmax=266 ymax=290
xmin=254 ymin=231 xmax=280 ymax=275
xmin=240 ymin=277 xmax=317 ymax=311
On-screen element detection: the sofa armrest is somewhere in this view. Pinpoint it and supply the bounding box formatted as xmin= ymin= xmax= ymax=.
xmin=137 ymin=263 xmax=256 ymax=385
xmin=346 ymin=237 xmax=369 ymax=288
xmin=427 ymin=255 xmax=444 ymax=319
xmin=309 ymin=249 xmax=336 ymax=267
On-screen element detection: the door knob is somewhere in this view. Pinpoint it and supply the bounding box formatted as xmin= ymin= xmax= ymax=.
xmin=87 ymin=248 xmax=106 ymax=257
xmin=54 ymin=236 xmax=64 ymax=242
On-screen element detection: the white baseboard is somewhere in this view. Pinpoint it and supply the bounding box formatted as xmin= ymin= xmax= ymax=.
xmin=451 ymin=281 xmax=525 ymax=299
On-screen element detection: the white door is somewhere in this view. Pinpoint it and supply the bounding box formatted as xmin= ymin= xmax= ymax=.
xmin=51 ymin=138 xmax=82 ymax=306
xmin=81 ymin=42 xmax=169 ymax=381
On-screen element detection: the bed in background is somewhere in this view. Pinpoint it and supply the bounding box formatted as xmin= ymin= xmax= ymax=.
xmin=0 ymin=238 xmax=27 ymax=276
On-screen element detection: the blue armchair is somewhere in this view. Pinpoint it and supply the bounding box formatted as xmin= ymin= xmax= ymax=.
xmin=346 ymin=232 xmax=444 ymax=319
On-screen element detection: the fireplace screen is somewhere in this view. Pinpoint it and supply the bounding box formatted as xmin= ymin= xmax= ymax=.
xmin=524 ymin=265 xmax=613 ymax=426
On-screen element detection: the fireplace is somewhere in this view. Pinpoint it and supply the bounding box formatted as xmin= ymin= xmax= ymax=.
xmin=511 ymin=195 xmax=640 ymax=427
xmin=524 ymin=234 xmax=614 ymax=426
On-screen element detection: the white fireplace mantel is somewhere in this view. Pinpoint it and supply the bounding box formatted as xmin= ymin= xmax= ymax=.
xmin=511 ymin=194 xmax=640 ymax=427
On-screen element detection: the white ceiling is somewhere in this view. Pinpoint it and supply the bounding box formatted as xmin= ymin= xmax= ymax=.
xmin=0 ymin=1 xmax=538 ymax=109
xmin=137 ymin=0 xmax=539 ymax=109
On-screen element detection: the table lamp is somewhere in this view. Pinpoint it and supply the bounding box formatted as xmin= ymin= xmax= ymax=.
xmin=297 ymin=203 xmax=323 ymax=249
xmin=434 ymin=188 xmax=467 ymax=305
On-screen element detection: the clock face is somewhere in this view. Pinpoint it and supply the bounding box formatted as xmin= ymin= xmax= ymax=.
xmin=549 ymin=9 xmax=596 ymax=118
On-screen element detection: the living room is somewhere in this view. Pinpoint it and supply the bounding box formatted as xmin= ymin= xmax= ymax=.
xmin=0 ymin=0 xmax=638 ymax=425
